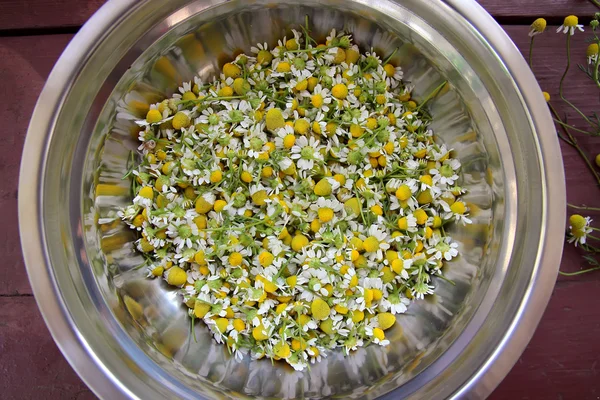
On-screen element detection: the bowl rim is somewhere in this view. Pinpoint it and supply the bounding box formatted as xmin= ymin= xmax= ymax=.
xmin=18 ymin=0 xmax=565 ymax=398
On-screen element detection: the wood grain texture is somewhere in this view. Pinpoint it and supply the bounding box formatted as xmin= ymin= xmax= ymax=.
xmin=0 ymin=0 xmax=105 ymax=30
xmin=479 ymin=0 xmax=598 ymax=19
xmin=0 ymin=0 xmax=597 ymax=31
xmin=0 ymin=297 xmax=95 ymax=399
xmin=491 ymin=280 xmax=600 ymax=400
xmin=0 ymin=22 xmax=599 ymax=400
xmin=0 ymin=34 xmax=73 ymax=295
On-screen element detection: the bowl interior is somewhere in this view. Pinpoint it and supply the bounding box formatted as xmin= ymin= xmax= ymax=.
xmin=40 ymin=0 xmax=527 ymax=398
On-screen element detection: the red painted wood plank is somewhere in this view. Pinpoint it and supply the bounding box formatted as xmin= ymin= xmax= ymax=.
xmin=479 ymin=0 xmax=598 ymax=19
xmin=0 ymin=0 xmax=596 ymax=31
xmin=0 ymin=297 xmax=94 ymax=399
xmin=0 ymin=34 xmax=73 ymax=295
xmin=491 ymin=280 xmax=600 ymax=399
xmin=0 ymin=0 xmax=105 ymax=30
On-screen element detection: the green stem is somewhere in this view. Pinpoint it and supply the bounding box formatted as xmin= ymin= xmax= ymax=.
xmin=285 ymin=45 xmax=334 ymax=54
xmin=304 ymin=15 xmax=310 ymax=49
xmin=528 ymin=36 xmax=535 ymax=69
xmin=382 ymin=47 xmax=399 ymax=65
xmin=549 ymin=105 xmax=576 ymax=146
xmin=568 ymin=203 xmax=600 ymax=211
xmin=553 ymin=119 xmax=592 ymax=135
xmin=582 ymin=243 xmax=600 ymax=252
xmin=266 ymin=95 xmax=287 ymax=106
xmin=590 ymin=0 xmax=600 ymax=8
xmin=436 ymin=273 xmax=456 ymax=286
xmin=557 ymin=132 xmax=574 ymax=145
xmin=414 ymin=81 xmax=447 ymax=113
xmin=594 ymin=54 xmax=600 ymax=90
xmin=177 ymin=95 xmax=247 ymax=107
xmin=559 ymin=266 xmax=600 ymax=276
xmin=559 ymin=34 xmax=597 ymax=128
xmin=549 ymin=103 xmax=600 ymax=186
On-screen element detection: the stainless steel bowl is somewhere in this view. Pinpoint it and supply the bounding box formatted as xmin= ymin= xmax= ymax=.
xmin=19 ymin=0 xmax=565 ymax=398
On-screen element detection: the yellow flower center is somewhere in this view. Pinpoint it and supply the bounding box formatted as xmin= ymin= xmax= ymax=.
xmin=291 ymin=234 xmax=309 ymax=252
xmin=218 ymin=86 xmax=234 ymax=97
xmin=215 ymin=318 xmax=229 ymax=333
xmin=295 ymin=79 xmax=308 ymax=91
xmin=365 ymin=117 xmax=378 ymax=130
xmin=229 ymin=252 xmax=243 ymax=266
xmin=195 ymin=196 xmax=214 ymax=214
xmin=294 ymin=118 xmax=310 ymax=135
xmin=240 ymin=171 xmax=253 ymax=183
xmin=363 ymin=236 xmax=380 ymax=253
xmin=222 ymin=62 xmax=241 ymax=79
xmin=251 ymin=190 xmax=268 ymax=206
xmin=311 ymin=297 xmax=331 ymax=320
xmin=166 ymin=266 xmax=187 ymax=287
xmin=542 ymin=91 xmax=551 ymax=103
xmin=194 ymin=302 xmax=211 ymax=318
xmin=233 ymin=318 xmax=246 ymax=332
xmin=450 ymin=201 xmax=466 ymax=215
xmin=172 ymin=111 xmax=191 ymax=130
xmin=377 ymin=312 xmax=396 ymax=330
xmin=311 ymin=93 xmax=324 ymax=108
xmin=349 ymin=123 xmax=364 ymax=138
xmin=285 ymin=38 xmax=298 ymax=51
xmin=395 ymin=185 xmax=412 ymax=201
xmin=564 ymin=15 xmax=579 ymax=28
xmin=182 ymin=91 xmax=197 ymax=101
xmin=332 ymin=83 xmax=348 ymax=99
xmin=531 ymin=18 xmax=547 ymax=33
xmin=276 ymin=61 xmax=291 ymax=73
xmin=318 ymin=207 xmax=335 ymax=223
xmin=138 ymin=186 xmax=154 ymax=199
xmin=213 ymin=199 xmax=227 ymax=212
xmin=571 ymin=227 xmax=586 ymax=238
xmin=258 ymin=251 xmax=274 ymax=267
xmin=286 ymin=275 xmax=297 ymax=288
xmin=252 ymin=324 xmax=269 ymax=341
xmin=569 ymin=214 xmax=586 ymax=229
xmin=414 ymin=209 xmax=428 ymax=225
xmin=314 ymin=178 xmax=332 ymax=196
xmin=383 ymin=63 xmax=396 ymax=77
xmin=265 ymin=108 xmax=285 ymax=131
xmin=210 ymin=170 xmax=223 ymax=183
xmin=373 ymin=327 xmax=385 ymax=341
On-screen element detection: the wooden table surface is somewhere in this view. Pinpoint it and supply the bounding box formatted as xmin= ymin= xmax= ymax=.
xmin=1 ymin=1 xmax=599 ymax=399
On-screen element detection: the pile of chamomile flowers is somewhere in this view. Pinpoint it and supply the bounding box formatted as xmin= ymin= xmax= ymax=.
xmin=119 ymin=24 xmax=470 ymax=370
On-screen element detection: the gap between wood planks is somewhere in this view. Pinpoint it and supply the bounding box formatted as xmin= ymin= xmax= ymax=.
xmin=0 ymin=26 xmax=80 ymax=38
xmin=0 ymin=8 xmax=595 ymax=38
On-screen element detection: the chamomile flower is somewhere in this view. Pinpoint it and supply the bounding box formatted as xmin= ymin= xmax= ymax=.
xmin=529 ymin=18 xmax=547 ymax=37
xmin=427 ymin=236 xmax=459 ymax=261
xmin=557 ymin=15 xmax=584 ymax=35
xmin=587 ymin=43 xmax=599 ymax=65
xmin=290 ymin=135 xmax=323 ymax=171
xmin=310 ymin=84 xmax=332 ymax=112
xmin=568 ymin=214 xmax=593 ymax=246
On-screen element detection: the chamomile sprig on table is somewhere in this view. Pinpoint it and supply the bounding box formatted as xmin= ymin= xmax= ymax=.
xmin=529 ymin=8 xmax=600 ymax=275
